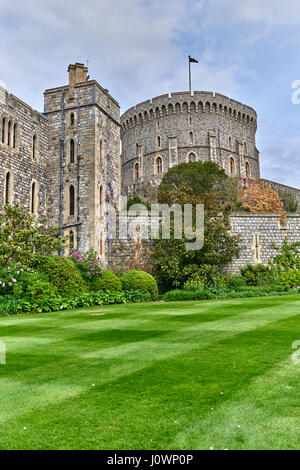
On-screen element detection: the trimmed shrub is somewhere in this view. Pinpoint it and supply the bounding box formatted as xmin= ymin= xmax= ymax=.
xmin=121 ymin=270 xmax=158 ymax=299
xmin=35 ymin=255 xmax=86 ymax=297
xmin=88 ymin=270 xmax=121 ymax=292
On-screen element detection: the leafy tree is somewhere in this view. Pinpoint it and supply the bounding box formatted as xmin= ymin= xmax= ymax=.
xmin=158 ymin=161 xmax=241 ymax=210
xmin=0 ymin=205 xmax=64 ymax=266
xmin=239 ymin=179 xmax=285 ymax=217
xmin=277 ymin=189 xmax=298 ymax=213
xmin=153 ymin=188 xmax=239 ymax=290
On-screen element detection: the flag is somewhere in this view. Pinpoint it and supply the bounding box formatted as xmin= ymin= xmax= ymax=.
xmin=189 ymin=56 xmax=198 ymax=63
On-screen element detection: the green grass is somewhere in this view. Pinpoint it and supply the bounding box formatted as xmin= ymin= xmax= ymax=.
xmin=0 ymin=295 xmax=299 ymax=450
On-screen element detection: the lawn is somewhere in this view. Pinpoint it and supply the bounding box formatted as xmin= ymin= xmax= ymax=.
xmin=0 ymin=295 xmax=299 ymax=450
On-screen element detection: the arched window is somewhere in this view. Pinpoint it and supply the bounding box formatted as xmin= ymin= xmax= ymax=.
xmin=70 ymin=139 xmax=75 ymax=163
xmin=189 ymin=131 xmax=193 ymax=144
xmin=5 ymin=172 xmax=12 ymax=205
xmin=69 ymin=231 xmax=74 ymax=250
xmin=100 ymin=140 xmax=104 ymax=164
xmin=157 ymin=136 xmax=161 ymax=148
xmin=188 ymin=152 xmax=196 ymax=162
xmin=230 ymin=157 xmax=235 ymax=175
xmin=100 ymin=231 xmax=105 ymax=257
xmin=228 ymin=136 xmax=232 ymax=149
xmin=157 ymin=121 xmax=160 ymax=131
xmin=32 ymin=134 xmax=37 ymax=159
xmin=134 ymin=162 xmax=139 ymax=180
xmin=155 ymin=156 xmax=163 ymax=174
xmin=69 ymin=185 xmax=75 ymax=216
xmin=189 ymin=116 xmax=192 ymax=126
xmin=31 ymin=182 xmax=37 ymax=215
xmin=1 ymin=118 xmax=5 ymax=143
xmin=13 ymin=123 xmax=17 ymax=148
xmin=244 ymin=142 xmax=248 ymax=154
xmin=70 ymin=113 xmax=74 ymax=126
xmin=7 ymin=121 xmax=11 ymax=146
xmin=245 ymin=161 xmax=251 ymax=178
xmin=99 ymin=185 xmax=105 ymax=217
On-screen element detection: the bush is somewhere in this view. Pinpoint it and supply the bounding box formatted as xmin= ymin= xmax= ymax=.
xmin=88 ymin=270 xmax=122 ymax=292
xmin=240 ymin=264 xmax=271 ymax=286
xmin=163 ymin=290 xmax=216 ymax=301
xmin=34 ymin=255 xmax=86 ymax=297
xmin=278 ymin=270 xmax=300 ymax=287
xmin=229 ymin=275 xmax=247 ymax=288
xmin=183 ymin=279 xmax=205 ymax=291
xmin=121 ymin=270 xmax=158 ymax=299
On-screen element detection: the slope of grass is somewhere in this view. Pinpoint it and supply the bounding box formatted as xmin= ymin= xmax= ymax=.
xmin=0 ymin=295 xmax=299 ymax=450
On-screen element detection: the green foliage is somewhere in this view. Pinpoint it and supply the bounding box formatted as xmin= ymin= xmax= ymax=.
xmin=183 ymin=279 xmax=205 ymax=291
xmin=163 ymin=285 xmax=298 ymax=302
xmin=272 ymin=240 xmax=300 ymax=271
xmin=278 ymin=270 xmax=300 ymax=287
xmin=127 ymin=196 xmax=151 ymax=211
xmin=88 ymin=270 xmax=122 ymax=292
xmin=0 ymin=289 xmax=152 ymax=315
xmin=121 ymin=270 xmax=159 ymax=299
xmin=34 ymin=255 xmax=87 ymax=297
xmin=278 ymin=189 xmax=298 ymax=213
xmin=0 ymin=205 xmax=64 ymax=266
xmin=229 ymin=275 xmax=247 ymax=288
xmin=240 ymin=264 xmax=271 ymax=286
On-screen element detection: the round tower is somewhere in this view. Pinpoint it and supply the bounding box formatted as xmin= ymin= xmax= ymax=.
xmin=121 ymin=91 xmax=259 ymax=198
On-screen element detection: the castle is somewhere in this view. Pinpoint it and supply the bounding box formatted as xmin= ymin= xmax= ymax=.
xmin=1 ymin=62 xmax=300 ymax=272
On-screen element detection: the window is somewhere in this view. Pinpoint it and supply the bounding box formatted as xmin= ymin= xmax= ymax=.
xmin=157 ymin=136 xmax=161 ymax=148
xmin=230 ymin=157 xmax=235 ymax=175
xmin=100 ymin=185 xmax=105 ymax=217
xmin=157 ymin=121 xmax=160 ymax=131
xmin=70 ymin=113 xmax=75 ymax=126
xmin=189 ymin=131 xmax=193 ymax=144
xmin=100 ymin=232 xmax=105 ymax=257
xmin=228 ymin=136 xmax=232 ymax=149
xmin=69 ymin=185 xmax=75 ymax=216
xmin=70 ymin=139 xmax=75 ymax=163
xmin=100 ymin=140 xmax=104 ymax=164
xmin=69 ymin=231 xmax=74 ymax=250
xmin=1 ymin=118 xmax=5 ymax=143
xmin=188 ymin=152 xmax=196 ymax=162
xmin=7 ymin=121 xmax=11 ymax=146
xmin=13 ymin=123 xmax=17 ymax=148
xmin=155 ymin=156 xmax=163 ymax=174
xmin=5 ymin=172 xmax=12 ymax=205
xmin=245 ymin=161 xmax=251 ymax=178
xmin=189 ymin=116 xmax=192 ymax=126
xmin=134 ymin=162 xmax=139 ymax=180
xmin=31 ymin=182 xmax=37 ymax=215
xmin=244 ymin=142 xmax=248 ymax=154
xmin=32 ymin=134 xmax=37 ymax=159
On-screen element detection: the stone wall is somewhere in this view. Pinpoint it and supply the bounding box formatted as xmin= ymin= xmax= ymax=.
xmin=225 ymin=212 xmax=300 ymax=273
xmin=121 ymin=91 xmax=259 ymax=199
xmin=108 ymin=211 xmax=300 ymax=276
xmin=43 ymin=63 xmax=121 ymax=258
xmin=0 ymin=85 xmax=49 ymax=218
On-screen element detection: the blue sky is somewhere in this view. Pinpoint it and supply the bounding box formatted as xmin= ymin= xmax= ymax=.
xmin=0 ymin=0 xmax=300 ymax=187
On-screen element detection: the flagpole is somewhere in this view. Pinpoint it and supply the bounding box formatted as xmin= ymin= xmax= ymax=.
xmin=188 ymin=55 xmax=191 ymax=93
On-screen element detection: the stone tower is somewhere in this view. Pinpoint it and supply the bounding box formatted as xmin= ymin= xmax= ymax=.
xmin=44 ymin=63 xmax=121 ymax=261
xmin=121 ymin=91 xmax=259 ymax=200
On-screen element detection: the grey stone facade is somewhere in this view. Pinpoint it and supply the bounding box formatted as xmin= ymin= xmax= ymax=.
xmin=1 ymin=62 xmax=300 ymax=274
xmin=121 ymin=91 xmax=260 ymax=199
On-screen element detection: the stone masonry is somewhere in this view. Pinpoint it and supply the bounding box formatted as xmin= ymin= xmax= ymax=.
xmin=0 ymin=62 xmax=300 ymax=272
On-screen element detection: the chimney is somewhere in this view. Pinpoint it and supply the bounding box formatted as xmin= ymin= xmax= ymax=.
xmin=68 ymin=63 xmax=88 ymax=90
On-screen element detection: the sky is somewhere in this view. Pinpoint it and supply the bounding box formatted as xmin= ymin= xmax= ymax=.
xmin=0 ymin=0 xmax=300 ymax=187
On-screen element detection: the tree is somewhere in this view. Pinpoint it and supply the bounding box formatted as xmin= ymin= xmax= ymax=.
xmin=278 ymin=189 xmax=298 ymax=213
xmin=0 ymin=205 xmax=64 ymax=266
xmin=153 ymin=188 xmax=240 ymax=290
xmin=158 ymin=161 xmax=241 ymax=210
xmin=239 ymin=179 xmax=285 ymax=217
